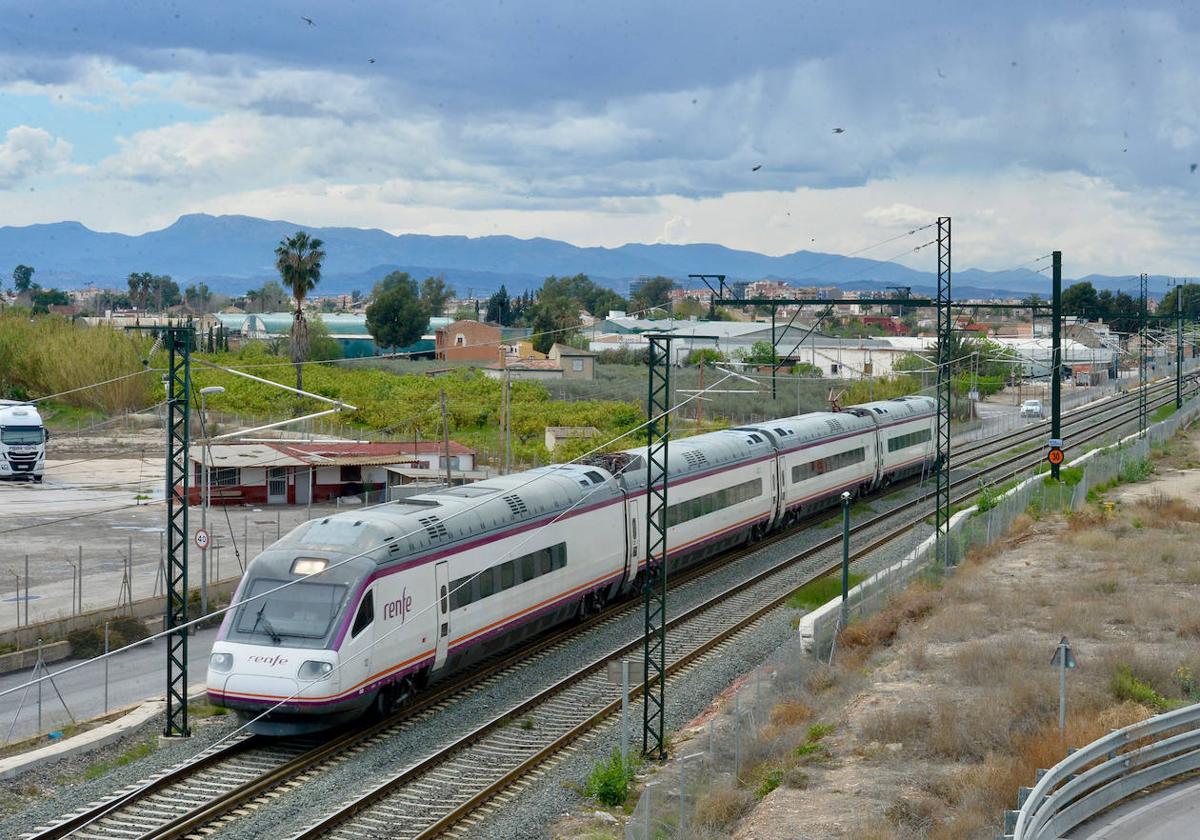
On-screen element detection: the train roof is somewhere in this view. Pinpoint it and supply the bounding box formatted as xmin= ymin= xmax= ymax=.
xmin=256 ymin=462 xmax=623 ymax=575
xmin=607 ymin=426 xmax=775 ymax=490
xmin=735 ymin=410 xmax=877 ymax=450
xmin=846 ymin=395 xmax=936 ymax=419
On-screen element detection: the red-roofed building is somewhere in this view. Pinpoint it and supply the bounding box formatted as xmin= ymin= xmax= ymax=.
xmin=187 ymin=440 xmax=478 ymax=505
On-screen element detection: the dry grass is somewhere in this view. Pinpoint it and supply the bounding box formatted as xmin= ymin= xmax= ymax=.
xmin=769 ymin=700 xmax=814 ymax=728
xmin=837 ymin=583 xmax=939 ymax=653
xmin=693 ymin=784 xmax=755 ymax=831
xmin=1135 ymin=495 xmax=1200 ymax=525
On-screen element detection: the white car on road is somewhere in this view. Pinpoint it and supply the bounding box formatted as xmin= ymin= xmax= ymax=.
xmin=1019 ymin=399 xmax=1044 ymax=419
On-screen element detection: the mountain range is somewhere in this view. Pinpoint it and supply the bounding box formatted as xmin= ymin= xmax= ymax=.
xmin=0 ymin=213 xmax=1173 ymax=301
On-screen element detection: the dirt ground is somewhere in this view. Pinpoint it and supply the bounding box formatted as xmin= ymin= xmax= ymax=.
xmin=554 ymin=426 xmax=1200 ymax=840
xmin=727 ymin=435 xmax=1200 ymax=839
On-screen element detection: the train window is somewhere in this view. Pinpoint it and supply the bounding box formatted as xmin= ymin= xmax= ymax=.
xmin=500 ymin=560 xmax=515 ymax=590
xmin=352 ymin=592 xmax=374 ymax=637
xmin=665 ymin=478 xmax=762 ymax=527
xmin=887 ymin=429 xmax=932 ymax=452
xmin=550 ymin=543 xmax=568 ymax=571
xmin=521 ymin=553 xmax=536 ymax=582
xmin=791 ymin=447 xmax=866 ymax=482
xmin=479 ymin=568 xmax=496 ymax=599
xmin=450 ymin=576 xmax=470 ymax=610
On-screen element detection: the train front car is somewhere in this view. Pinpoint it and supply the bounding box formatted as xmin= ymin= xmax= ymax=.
xmin=206 ymin=517 xmax=383 ymax=735
xmin=209 ymin=462 xmax=629 ymax=735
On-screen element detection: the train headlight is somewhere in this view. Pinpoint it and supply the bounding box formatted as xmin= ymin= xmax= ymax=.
xmin=298 ymin=660 xmax=334 ymax=681
xmin=209 ymin=652 xmax=233 ymax=673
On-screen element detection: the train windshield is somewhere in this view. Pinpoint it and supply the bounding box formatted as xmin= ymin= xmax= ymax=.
xmin=234 ymin=578 xmax=348 ymax=643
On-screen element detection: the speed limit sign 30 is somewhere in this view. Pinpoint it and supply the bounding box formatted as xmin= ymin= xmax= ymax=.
xmin=194 ymin=528 xmax=210 ymax=550
xmin=1047 ymin=447 xmax=1065 ymax=466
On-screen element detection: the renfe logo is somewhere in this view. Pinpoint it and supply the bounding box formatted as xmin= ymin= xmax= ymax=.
xmin=384 ymin=588 xmax=413 ymax=624
xmin=248 ymin=654 xmax=289 ymax=667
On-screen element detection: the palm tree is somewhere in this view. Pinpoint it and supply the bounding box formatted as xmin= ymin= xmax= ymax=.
xmin=274 ymin=231 xmax=326 ymax=391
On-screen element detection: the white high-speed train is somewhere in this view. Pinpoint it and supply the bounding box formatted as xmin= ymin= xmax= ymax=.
xmin=207 ymin=396 xmax=935 ymax=733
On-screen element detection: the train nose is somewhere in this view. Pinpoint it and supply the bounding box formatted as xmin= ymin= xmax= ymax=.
xmin=224 ymin=675 xmax=304 ymax=707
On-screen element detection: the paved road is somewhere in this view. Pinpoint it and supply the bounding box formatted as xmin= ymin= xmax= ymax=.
xmin=0 ymin=628 xmax=216 ymax=743
xmin=1066 ymin=776 xmax=1200 ymax=838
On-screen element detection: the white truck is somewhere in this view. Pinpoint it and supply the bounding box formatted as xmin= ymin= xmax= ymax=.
xmin=0 ymin=402 xmax=47 ymax=482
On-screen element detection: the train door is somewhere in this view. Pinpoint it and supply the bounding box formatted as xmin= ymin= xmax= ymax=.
xmin=340 ymin=586 xmax=375 ymax=693
xmin=627 ymin=498 xmax=640 ymax=578
xmin=433 ymin=561 xmax=451 ymax=670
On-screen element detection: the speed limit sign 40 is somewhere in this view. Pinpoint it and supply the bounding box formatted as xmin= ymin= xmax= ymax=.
xmin=194 ymin=528 xmax=210 ymax=550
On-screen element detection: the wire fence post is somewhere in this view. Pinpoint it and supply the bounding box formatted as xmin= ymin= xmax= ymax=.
xmin=621 ymin=659 xmax=630 ymax=764
xmin=103 ymin=622 xmax=110 ymax=714
xmin=23 ymin=554 xmax=29 ymax=626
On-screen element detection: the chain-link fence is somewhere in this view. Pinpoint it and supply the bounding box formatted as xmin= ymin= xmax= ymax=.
xmin=801 ymin=395 xmax=1200 ymax=659
xmin=624 ymin=632 xmax=819 ymax=840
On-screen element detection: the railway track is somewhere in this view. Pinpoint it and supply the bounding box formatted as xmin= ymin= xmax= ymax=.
xmin=291 ymin=380 xmax=1192 ymax=840
xmin=22 ymin=377 xmax=1190 ymax=840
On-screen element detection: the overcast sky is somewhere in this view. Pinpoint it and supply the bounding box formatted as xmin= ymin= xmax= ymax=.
xmin=2 ymin=1 xmax=1199 ymax=275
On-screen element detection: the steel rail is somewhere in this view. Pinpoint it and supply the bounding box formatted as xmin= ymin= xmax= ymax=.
xmin=288 ymin=383 xmax=1185 ymax=840
xmin=26 ymin=378 xmax=1183 ymax=840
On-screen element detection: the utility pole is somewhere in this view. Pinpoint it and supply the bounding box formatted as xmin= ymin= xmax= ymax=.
xmin=1139 ymin=273 xmax=1149 ymax=437
xmin=439 ymin=389 xmax=453 ymax=487
xmin=643 ymin=334 xmax=673 ymax=761
xmin=935 ymin=217 xmax=952 ymax=567
xmin=1177 ymin=284 xmax=1184 ymax=409
xmin=696 ymin=362 xmax=704 ymax=431
xmin=127 ymin=324 xmax=193 ymax=737
xmin=1050 ymin=251 xmax=1062 ymax=481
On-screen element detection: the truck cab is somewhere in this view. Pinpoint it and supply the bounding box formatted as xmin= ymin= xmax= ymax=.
xmin=0 ymin=402 xmax=47 ymax=482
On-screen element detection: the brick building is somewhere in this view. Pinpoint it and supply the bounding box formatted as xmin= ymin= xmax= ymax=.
xmin=435 ymin=319 xmax=502 ymax=362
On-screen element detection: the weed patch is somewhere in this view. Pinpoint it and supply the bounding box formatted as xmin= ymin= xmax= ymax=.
xmin=584 ymin=748 xmax=639 ymax=807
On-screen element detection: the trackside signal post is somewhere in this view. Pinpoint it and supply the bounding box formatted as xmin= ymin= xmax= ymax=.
xmin=129 ymin=324 xmax=193 ymax=738
xmin=642 ymin=333 xmax=672 ymax=760
xmin=1050 ymin=251 xmax=1062 ymax=481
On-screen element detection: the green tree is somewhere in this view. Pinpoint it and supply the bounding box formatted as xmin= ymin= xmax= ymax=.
xmin=451 ymin=306 xmax=477 ymax=322
xmin=684 ymin=347 xmax=725 ymax=365
xmin=630 ymin=276 xmax=674 ymax=314
xmin=420 ymin=276 xmax=455 ymax=318
xmin=529 ymin=278 xmax=583 ymax=353
xmin=30 ymin=287 xmax=70 ymax=314
xmin=274 ymin=231 xmax=326 ymax=391
xmin=184 ymin=282 xmax=212 ymax=313
xmin=674 ymin=298 xmax=705 ymax=320
xmin=366 ymin=274 xmax=429 ymax=350
xmin=743 ymin=340 xmax=778 ymax=365
xmin=296 ymin=316 xmax=344 ymax=361
xmin=485 ymin=285 xmax=512 ymax=325
xmin=1062 ymin=281 xmax=1101 ymax=321
xmin=127 ymin=271 xmax=152 ymax=309
xmin=12 ymin=265 xmax=34 ymax=294
xmin=1154 ymin=283 xmax=1200 ymax=319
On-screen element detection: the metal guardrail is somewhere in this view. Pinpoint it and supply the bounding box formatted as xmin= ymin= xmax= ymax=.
xmin=1008 ymin=702 xmax=1200 ymax=838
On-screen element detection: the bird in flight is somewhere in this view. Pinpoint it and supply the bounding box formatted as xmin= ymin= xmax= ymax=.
xmin=1191 ymin=163 xmax=1198 ymax=173
xmin=832 ymin=127 xmax=846 ymax=134
xmin=751 ymin=164 xmax=762 ymax=171
xmin=368 ymin=58 xmax=376 ymax=64
xmin=301 ymin=15 xmax=315 ymax=25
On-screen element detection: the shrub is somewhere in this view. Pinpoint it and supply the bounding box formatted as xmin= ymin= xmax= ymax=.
xmin=584 ymin=748 xmax=637 ymax=807
xmin=1111 ymin=665 xmax=1172 ymax=711
xmin=755 ymin=767 xmax=784 ymax=798
xmin=68 ymin=616 xmax=150 ymax=659
xmin=693 ymin=784 xmax=755 ymax=830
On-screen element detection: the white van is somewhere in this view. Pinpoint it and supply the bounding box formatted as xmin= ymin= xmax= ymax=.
xmin=0 ymin=402 xmax=47 ymax=482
